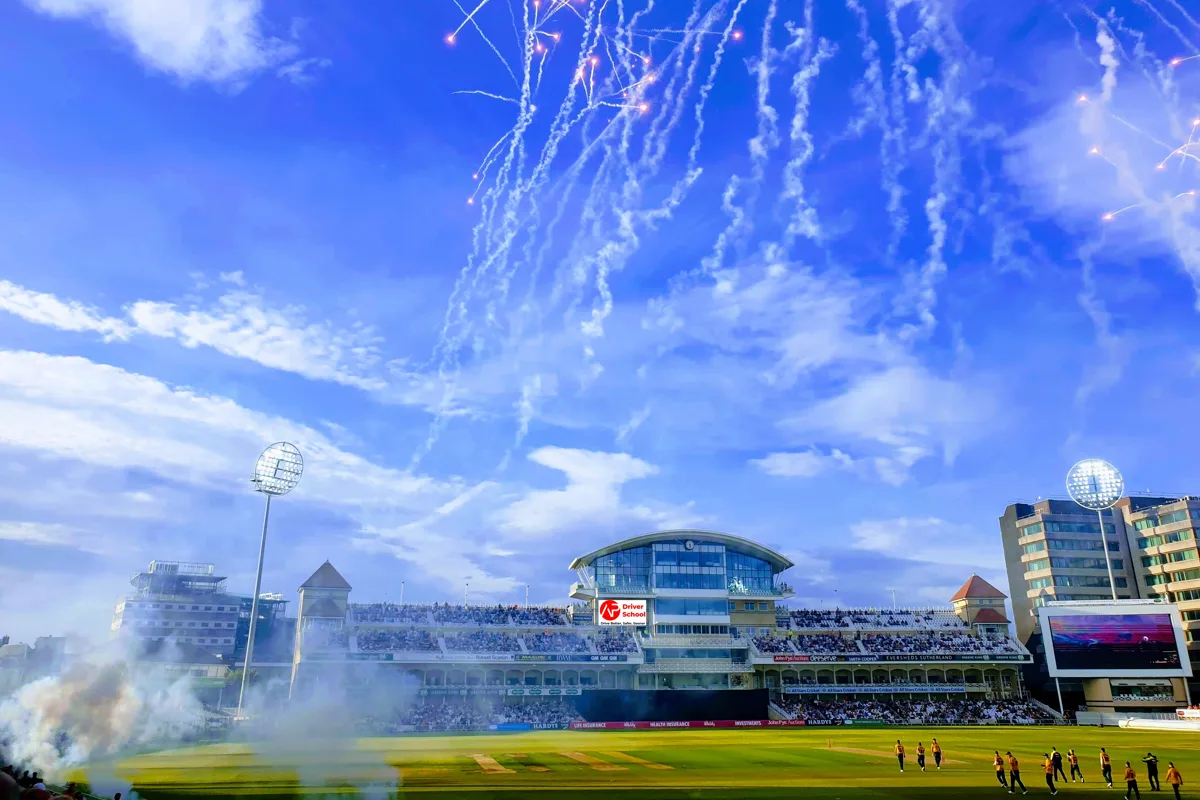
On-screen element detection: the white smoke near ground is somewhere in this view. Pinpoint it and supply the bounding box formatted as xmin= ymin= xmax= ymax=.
xmin=0 ymin=656 xmax=205 ymax=776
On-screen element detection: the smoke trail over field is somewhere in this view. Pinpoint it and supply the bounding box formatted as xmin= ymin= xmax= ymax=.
xmin=0 ymin=657 xmax=205 ymax=774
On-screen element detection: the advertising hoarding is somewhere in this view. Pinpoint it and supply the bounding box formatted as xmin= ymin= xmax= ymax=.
xmin=598 ymin=599 xmax=648 ymax=625
xmin=1038 ymin=603 xmax=1192 ymax=679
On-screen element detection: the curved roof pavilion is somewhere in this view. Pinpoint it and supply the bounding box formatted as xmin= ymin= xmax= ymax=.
xmin=569 ymin=529 xmax=794 ymax=573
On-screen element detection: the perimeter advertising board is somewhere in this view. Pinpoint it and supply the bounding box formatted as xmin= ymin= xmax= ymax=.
xmin=1038 ymin=602 xmax=1192 ymax=679
xmin=598 ymin=599 xmax=648 ymax=626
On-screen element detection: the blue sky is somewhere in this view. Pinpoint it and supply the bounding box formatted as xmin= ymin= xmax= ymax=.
xmin=2 ymin=0 xmax=1200 ymax=645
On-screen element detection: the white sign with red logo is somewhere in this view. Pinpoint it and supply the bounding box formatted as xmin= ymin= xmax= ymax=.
xmin=597 ymin=599 xmax=647 ymax=625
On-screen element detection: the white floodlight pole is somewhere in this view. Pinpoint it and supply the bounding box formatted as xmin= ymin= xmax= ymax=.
xmin=238 ymin=494 xmax=271 ymax=717
xmin=237 ymin=442 xmax=303 ymax=719
xmin=400 ymin=581 xmax=405 ymax=605
xmin=526 ymin=584 xmax=530 ymax=608
xmin=1066 ymin=459 xmax=1124 ymax=602
xmin=1097 ymin=508 xmax=1118 ymax=601
xmin=465 ymin=582 xmax=469 ymax=604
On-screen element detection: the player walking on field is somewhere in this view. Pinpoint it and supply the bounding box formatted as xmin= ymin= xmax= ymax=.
xmin=1143 ymin=753 xmax=1161 ymax=791
xmin=1007 ymin=751 xmax=1028 ymax=795
xmin=1051 ymin=748 xmax=1067 ymax=783
xmin=1125 ymin=762 xmax=1142 ymax=799
xmin=1166 ymin=762 xmax=1183 ymax=800
xmin=1068 ymin=749 xmax=1084 ymax=783
xmin=995 ymin=751 xmax=1010 ymax=789
xmin=931 ymin=738 xmax=942 ymax=769
xmin=895 ymin=740 xmax=905 ymax=772
xmin=1102 ymin=748 xmax=1114 ymax=788
xmin=1043 ymin=753 xmax=1059 ymax=795
xmin=917 ymin=742 xmax=927 ymax=772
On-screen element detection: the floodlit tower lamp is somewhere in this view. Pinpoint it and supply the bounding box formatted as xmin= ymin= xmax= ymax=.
xmin=1065 ymin=458 xmax=1124 ymax=601
xmin=237 ymin=442 xmax=304 ymax=718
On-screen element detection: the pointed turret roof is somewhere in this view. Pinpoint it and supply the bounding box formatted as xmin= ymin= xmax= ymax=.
xmin=300 ymin=561 xmax=352 ymax=591
xmin=950 ymin=574 xmax=1006 ymax=602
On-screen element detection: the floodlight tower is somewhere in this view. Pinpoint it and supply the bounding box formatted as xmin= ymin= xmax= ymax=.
xmin=236 ymin=442 xmax=304 ymax=718
xmin=1065 ymin=458 xmax=1125 ymax=601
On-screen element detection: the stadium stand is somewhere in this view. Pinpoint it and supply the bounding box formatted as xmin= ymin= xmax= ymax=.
xmin=356 ymin=628 xmax=440 ymax=652
xmin=443 ymin=631 xmax=520 ymax=652
xmin=778 ymin=698 xmax=1057 ymax=724
xmin=524 ymin=632 xmax=590 ymax=653
xmin=594 ymin=629 xmax=638 ymax=653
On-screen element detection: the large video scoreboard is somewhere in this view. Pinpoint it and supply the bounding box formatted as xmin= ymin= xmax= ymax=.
xmin=1038 ymin=601 xmax=1192 ymax=679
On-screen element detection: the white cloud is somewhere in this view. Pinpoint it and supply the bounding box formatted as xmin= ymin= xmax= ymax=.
xmin=496 ymin=447 xmax=660 ymax=538
xmin=0 ymin=281 xmax=386 ymax=391
xmin=784 ymin=365 xmax=989 ymax=479
xmin=217 ymin=270 xmax=245 ymax=286
xmin=0 ymin=521 xmax=105 ymax=553
xmin=127 ymin=292 xmax=386 ymax=391
xmin=0 ymin=280 xmax=131 ymax=341
xmin=24 ymin=0 xmax=296 ymax=84
xmin=0 ymin=350 xmax=447 ymax=509
xmin=751 ymin=449 xmax=855 ymax=478
xmin=849 ymin=517 xmax=1003 ymax=572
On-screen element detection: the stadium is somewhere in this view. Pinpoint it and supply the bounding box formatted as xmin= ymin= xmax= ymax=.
xmin=43 ymin=529 xmax=1200 ymax=799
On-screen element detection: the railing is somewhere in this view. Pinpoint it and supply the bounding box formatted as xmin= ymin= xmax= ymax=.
xmin=638 ymin=659 xmax=755 ymax=673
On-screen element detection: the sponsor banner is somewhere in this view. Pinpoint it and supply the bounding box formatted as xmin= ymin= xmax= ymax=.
xmin=514 ymin=654 xmax=629 ymax=663
xmin=306 ymin=652 xmax=396 ymax=662
xmin=531 ymin=722 xmax=570 ymax=730
xmin=783 ymin=684 xmax=968 ymax=694
xmin=770 ymin=653 xmax=1028 ymax=664
xmin=489 ymin=723 xmax=532 ymax=731
xmin=568 ymin=719 xmax=811 ymax=730
xmin=598 ymin=599 xmax=648 ymax=626
xmin=1177 ymin=709 xmax=1200 ymax=719
xmin=417 ymin=686 xmax=586 ymax=697
xmin=842 ymin=720 xmax=884 ymax=726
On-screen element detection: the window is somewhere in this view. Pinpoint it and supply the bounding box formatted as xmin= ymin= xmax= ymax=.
xmin=1144 ymin=555 xmax=1167 ymax=568
xmin=1182 ymin=610 xmax=1200 ymax=622
xmin=1138 ymin=535 xmax=1165 ymax=549
xmin=1045 ymin=521 xmax=1115 ymax=534
xmin=1020 ymin=522 xmax=1044 ymax=536
xmin=191 ymin=605 xmax=199 ymax=610
xmin=1145 ymin=574 xmax=1170 ymax=586
xmin=1046 ymin=537 xmax=1119 ymax=553
xmin=1050 ymin=557 xmax=1122 ymax=570
xmin=1135 ymin=518 xmax=1158 ymax=530
xmin=726 ymin=551 xmax=774 ymax=594
xmin=1161 ymin=510 xmax=1189 ymax=525
xmin=1023 ymin=541 xmax=1046 ymax=554
xmin=728 ymin=601 xmax=736 ymax=611
xmin=596 ymin=546 xmax=652 ymax=592
xmin=650 ymin=648 xmax=732 ymax=659
xmin=201 ymin=622 xmax=208 ymax=627
xmin=1025 ymin=559 xmax=1050 ymax=572
xmin=1176 ymin=589 xmax=1200 ymax=602
xmin=743 ymin=602 xmax=754 ymax=610
xmin=1029 ymin=578 xmax=1052 ymax=589
xmin=758 ymin=602 xmax=769 ymax=611
xmin=1172 ymin=568 xmax=1200 ymax=583
xmin=1167 ymin=530 xmax=1195 ymax=544
xmin=654 ymin=598 xmax=728 ymax=616
xmin=204 ymin=606 xmax=212 ymax=611
xmin=1053 ymin=575 xmax=1126 ymax=588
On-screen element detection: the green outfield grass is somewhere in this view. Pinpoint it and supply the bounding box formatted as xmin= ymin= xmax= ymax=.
xmin=71 ymin=726 xmax=1200 ymax=799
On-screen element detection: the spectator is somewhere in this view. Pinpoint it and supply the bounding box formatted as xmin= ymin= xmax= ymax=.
xmin=594 ymin=630 xmax=638 ymax=653
xmin=356 ymin=628 xmax=440 ymax=652
xmin=443 ymin=631 xmax=520 ymax=652
xmin=524 ymin=633 xmax=589 ymax=653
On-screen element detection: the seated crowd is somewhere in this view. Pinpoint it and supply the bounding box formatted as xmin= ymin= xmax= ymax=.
xmin=784 ymin=608 xmax=967 ymax=631
xmin=861 ymin=632 xmax=1018 ymax=654
xmin=443 ymin=631 xmax=520 ymax=652
xmin=525 ymin=632 xmax=589 ymax=653
xmin=594 ymin=629 xmax=638 ymax=653
xmin=392 ymin=699 xmax=580 ymax=731
xmin=349 ymin=602 xmax=433 ymax=625
xmin=779 ymin=698 xmax=1057 ymax=724
xmin=0 ymin=762 xmax=102 ymax=800
xmin=356 ymin=628 xmax=440 ymax=652
xmin=510 ymin=607 xmax=568 ymax=626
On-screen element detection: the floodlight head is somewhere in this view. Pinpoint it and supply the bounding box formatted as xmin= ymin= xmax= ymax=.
xmin=1065 ymin=458 xmax=1124 ymax=510
xmin=253 ymin=442 xmax=304 ymax=496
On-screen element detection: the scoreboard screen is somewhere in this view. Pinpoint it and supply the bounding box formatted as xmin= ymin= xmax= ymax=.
xmin=1039 ymin=604 xmax=1191 ymax=678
